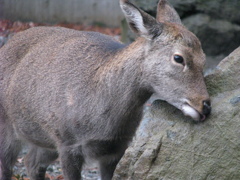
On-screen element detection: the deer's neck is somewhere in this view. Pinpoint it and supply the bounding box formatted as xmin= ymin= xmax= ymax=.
xmin=95 ymin=37 xmax=152 ymax=120
xmin=75 ymin=38 xmax=152 ymax=140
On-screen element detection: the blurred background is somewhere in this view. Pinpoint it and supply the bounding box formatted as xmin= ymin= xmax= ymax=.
xmin=0 ymin=0 xmax=240 ymax=71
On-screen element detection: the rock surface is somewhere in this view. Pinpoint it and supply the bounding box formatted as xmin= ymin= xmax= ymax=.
xmin=134 ymin=0 xmax=240 ymax=25
xmin=168 ymin=0 xmax=240 ymax=24
xmin=183 ymin=14 xmax=240 ymax=56
xmin=113 ymin=47 xmax=240 ymax=180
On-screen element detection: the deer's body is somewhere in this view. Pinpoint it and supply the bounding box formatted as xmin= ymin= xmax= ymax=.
xmin=0 ymin=0 xmax=211 ymax=180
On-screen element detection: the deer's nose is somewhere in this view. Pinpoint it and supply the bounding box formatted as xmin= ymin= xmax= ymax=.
xmin=202 ymin=100 xmax=211 ymax=117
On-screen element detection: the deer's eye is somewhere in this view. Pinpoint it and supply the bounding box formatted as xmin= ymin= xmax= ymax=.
xmin=174 ymin=55 xmax=184 ymax=64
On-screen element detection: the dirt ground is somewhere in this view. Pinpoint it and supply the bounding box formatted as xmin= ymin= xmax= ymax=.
xmin=13 ymin=146 xmax=100 ymax=180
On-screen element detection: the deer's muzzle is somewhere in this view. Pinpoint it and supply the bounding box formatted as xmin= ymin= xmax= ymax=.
xmin=182 ymin=99 xmax=211 ymax=122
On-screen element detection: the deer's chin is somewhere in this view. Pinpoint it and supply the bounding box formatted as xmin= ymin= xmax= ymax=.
xmin=182 ymin=104 xmax=200 ymax=121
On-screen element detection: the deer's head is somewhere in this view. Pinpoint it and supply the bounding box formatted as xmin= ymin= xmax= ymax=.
xmin=120 ymin=0 xmax=211 ymax=121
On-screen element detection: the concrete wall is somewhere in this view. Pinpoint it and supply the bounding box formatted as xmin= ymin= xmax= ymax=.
xmin=0 ymin=0 xmax=124 ymax=27
xmin=0 ymin=0 xmax=3 ymax=18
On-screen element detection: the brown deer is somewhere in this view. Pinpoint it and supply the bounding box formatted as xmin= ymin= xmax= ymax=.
xmin=0 ymin=0 xmax=211 ymax=179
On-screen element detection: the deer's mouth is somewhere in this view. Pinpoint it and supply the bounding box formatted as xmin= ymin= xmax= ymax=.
xmin=182 ymin=104 xmax=206 ymax=122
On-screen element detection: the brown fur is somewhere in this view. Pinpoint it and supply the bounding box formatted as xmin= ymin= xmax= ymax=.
xmin=0 ymin=0 xmax=211 ymax=180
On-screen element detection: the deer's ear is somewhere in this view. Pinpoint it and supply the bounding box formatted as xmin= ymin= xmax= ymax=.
xmin=156 ymin=0 xmax=182 ymax=25
xmin=120 ymin=0 xmax=162 ymax=39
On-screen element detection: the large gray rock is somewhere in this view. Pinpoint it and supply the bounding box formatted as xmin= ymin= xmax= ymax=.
xmin=113 ymin=47 xmax=240 ymax=180
xmin=168 ymin=0 xmax=240 ymax=24
xmin=168 ymin=0 xmax=198 ymax=17
xmin=134 ymin=0 xmax=240 ymax=25
xmin=132 ymin=0 xmax=158 ymax=13
xmin=183 ymin=14 xmax=240 ymax=56
xmin=195 ymin=0 xmax=240 ymax=25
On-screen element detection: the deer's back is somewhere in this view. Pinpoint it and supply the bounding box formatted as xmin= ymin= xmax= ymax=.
xmin=0 ymin=26 xmax=125 ymax=104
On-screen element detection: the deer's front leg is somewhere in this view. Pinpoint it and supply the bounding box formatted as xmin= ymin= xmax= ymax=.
xmin=99 ymin=157 xmax=123 ymax=180
xmin=85 ymin=139 xmax=127 ymax=180
xmin=59 ymin=146 xmax=84 ymax=180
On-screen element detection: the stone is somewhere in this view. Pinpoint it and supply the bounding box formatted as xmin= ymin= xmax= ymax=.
xmin=113 ymin=47 xmax=240 ymax=180
xmin=168 ymin=0 xmax=198 ymax=17
xmin=132 ymin=0 xmax=159 ymax=14
xmin=183 ymin=14 xmax=240 ymax=56
xmin=168 ymin=0 xmax=240 ymax=25
xmin=195 ymin=0 xmax=240 ymax=25
xmin=134 ymin=0 xmax=240 ymax=25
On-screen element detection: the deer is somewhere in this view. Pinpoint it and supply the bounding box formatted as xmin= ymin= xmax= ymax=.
xmin=0 ymin=0 xmax=211 ymax=179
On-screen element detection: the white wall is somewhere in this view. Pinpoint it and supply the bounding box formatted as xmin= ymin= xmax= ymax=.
xmin=1 ymin=0 xmax=124 ymax=27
